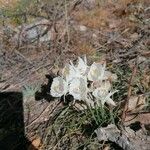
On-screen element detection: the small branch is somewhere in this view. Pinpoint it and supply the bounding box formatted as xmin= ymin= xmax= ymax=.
xmin=121 ymin=60 xmax=138 ymax=123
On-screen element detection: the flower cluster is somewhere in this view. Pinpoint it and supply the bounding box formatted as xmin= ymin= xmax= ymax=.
xmin=50 ymin=56 xmax=118 ymax=108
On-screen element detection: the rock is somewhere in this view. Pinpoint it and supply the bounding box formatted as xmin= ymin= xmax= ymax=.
xmin=79 ymin=25 xmax=87 ymax=32
xmin=12 ymin=19 xmax=53 ymax=45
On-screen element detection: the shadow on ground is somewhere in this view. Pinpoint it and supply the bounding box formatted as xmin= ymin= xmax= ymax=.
xmin=35 ymin=74 xmax=55 ymax=102
xmin=0 ymin=92 xmax=37 ymax=150
xmin=35 ymin=74 xmax=73 ymax=104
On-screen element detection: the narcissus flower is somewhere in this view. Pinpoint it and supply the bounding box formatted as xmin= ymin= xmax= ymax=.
xmin=50 ymin=55 xmax=118 ymax=109
xmin=62 ymin=61 xmax=83 ymax=83
xmin=93 ymin=81 xmax=117 ymax=106
xmin=88 ymin=62 xmax=106 ymax=81
xmin=69 ymin=77 xmax=87 ymax=100
xmin=50 ymin=77 xmax=68 ymax=97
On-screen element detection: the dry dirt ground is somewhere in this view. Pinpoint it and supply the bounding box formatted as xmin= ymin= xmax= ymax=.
xmin=0 ymin=0 xmax=150 ymax=149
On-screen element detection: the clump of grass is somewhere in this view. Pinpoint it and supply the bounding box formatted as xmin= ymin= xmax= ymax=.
xmin=88 ymin=105 xmax=118 ymax=126
xmin=111 ymin=64 xmax=132 ymax=102
xmin=42 ymin=104 xmax=119 ymax=149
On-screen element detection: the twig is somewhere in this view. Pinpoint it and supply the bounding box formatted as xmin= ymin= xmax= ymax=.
xmin=121 ymin=60 xmax=138 ymax=123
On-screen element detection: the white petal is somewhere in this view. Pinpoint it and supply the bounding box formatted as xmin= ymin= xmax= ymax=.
xmin=93 ymin=87 xmax=118 ymax=106
xmin=92 ymin=88 xmax=99 ymax=98
xmin=76 ymin=55 xmax=88 ymax=76
xmin=88 ymin=62 xmax=100 ymax=81
xmin=106 ymin=98 xmax=116 ymax=106
xmin=69 ymin=77 xmax=87 ymax=100
xmin=68 ymin=65 xmax=82 ymax=82
xmin=93 ymin=88 xmax=107 ymax=98
xmin=50 ymin=77 xmax=68 ymax=97
xmin=105 ymin=90 xmax=118 ymax=100
xmin=98 ymin=63 xmax=106 ymax=80
xmin=101 ymin=90 xmax=118 ymax=106
xmin=92 ymin=81 xmax=111 ymax=98
xmin=88 ymin=62 xmax=107 ymax=81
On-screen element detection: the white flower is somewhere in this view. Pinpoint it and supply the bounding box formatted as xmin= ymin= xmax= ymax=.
xmin=92 ymin=82 xmax=117 ymax=106
xmin=77 ymin=56 xmax=89 ymax=75
xmin=62 ymin=60 xmax=86 ymax=83
xmin=69 ymin=77 xmax=87 ymax=100
xmin=50 ymin=77 xmax=68 ymax=97
xmin=88 ymin=62 xmax=106 ymax=81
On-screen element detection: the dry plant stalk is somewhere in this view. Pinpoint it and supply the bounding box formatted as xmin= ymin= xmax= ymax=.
xmin=121 ymin=61 xmax=138 ymax=123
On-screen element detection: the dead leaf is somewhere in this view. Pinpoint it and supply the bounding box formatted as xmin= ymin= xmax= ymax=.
xmin=124 ymin=112 xmax=150 ymax=126
xmin=123 ymin=94 xmax=149 ymax=126
xmin=32 ymin=138 xmax=41 ymax=148
xmin=28 ymin=138 xmax=41 ymax=150
xmin=127 ymin=95 xmax=146 ymax=113
xmin=95 ymin=124 xmax=150 ymax=150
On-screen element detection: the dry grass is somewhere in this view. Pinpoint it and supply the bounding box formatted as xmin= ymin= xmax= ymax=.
xmin=73 ymin=0 xmax=148 ymax=30
xmin=117 ymin=0 xmax=148 ymax=5
xmin=73 ymin=8 xmax=110 ymax=29
xmin=0 ymin=0 xmax=19 ymax=9
xmin=74 ymin=41 xmax=95 ymax=55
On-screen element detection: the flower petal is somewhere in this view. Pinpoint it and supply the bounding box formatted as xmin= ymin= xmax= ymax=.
xmin=93 ymin=81 xmax=111 ymax=97
xmin=88 ymin=62 xmax=100 ymax=81
xmin=93 ymin=86 xmax=118 ymax=106
xmin=50 ymin=77 xmax=68 ymax=97
xmin=88 ymin=62 xmax=107 ymax=81
xmin=105 ymin=97 xmax=116 ymax=106
xmin=69 ymin=77 xmax=87 ymax=100
xmin=77 ymin=55 xmax=88 ymax=75
xmin=98 ymin=63 xmax=106 ymax=80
